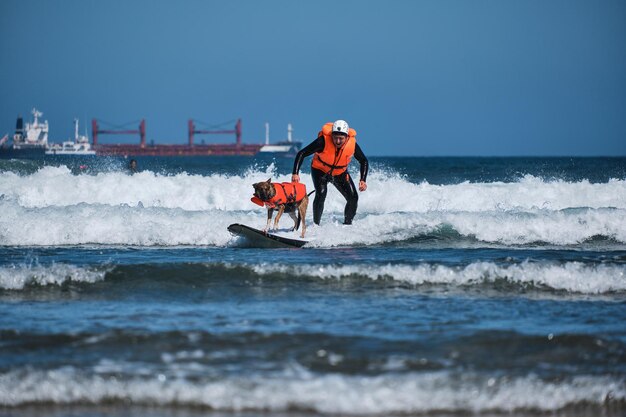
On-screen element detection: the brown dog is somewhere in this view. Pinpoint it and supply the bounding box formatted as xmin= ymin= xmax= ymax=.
xmin=252 ymin=178 xmax=309 ymax=238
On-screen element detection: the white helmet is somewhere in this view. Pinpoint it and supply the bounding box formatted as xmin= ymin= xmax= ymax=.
xmin=332 ymin=120 xmax=349 ymax=135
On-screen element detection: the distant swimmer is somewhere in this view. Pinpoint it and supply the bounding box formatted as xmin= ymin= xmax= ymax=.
xmin=291 ymin=120 xmax=368 ymax=225
xmin=129 ymin=159 xmax=138 ymax=174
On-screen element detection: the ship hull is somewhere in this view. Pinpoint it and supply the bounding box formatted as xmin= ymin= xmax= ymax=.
xmin=0 ymin=146 xmax=46 ymax=159
xmin=0 ymin=143 xmax=299 ymax=158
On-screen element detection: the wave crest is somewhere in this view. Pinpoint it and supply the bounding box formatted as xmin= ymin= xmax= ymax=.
xmin=249 ymin=261 xmax=626 ymax=294
xmin=1 ymin=167 xmax=625 ymax=247
xmin=2 ymin=261 xmax=624 ymax=295
xmin=1 ymin=367 xmax=623 ymax=413
xmin=0 ymin=263 xmax=107 ymax=290
xmin=2 ymin=167 xmax=625 ymax=212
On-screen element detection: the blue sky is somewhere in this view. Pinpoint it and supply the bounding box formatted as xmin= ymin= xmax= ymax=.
xmin=1 ymin=0 xmax=625 ymax=156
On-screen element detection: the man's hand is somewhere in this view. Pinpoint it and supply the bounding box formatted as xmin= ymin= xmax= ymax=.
xmin=292 ymin=174 xmax=300 ymax=183
xmin=359 ymin=180 xmax=367 ymax=192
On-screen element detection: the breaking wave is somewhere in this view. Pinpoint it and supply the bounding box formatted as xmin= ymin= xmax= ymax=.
xmin=0 ymin=367 xmax=623 ymax=414
xmin=1 ymin=261 xmax=624 ymax=295
xmin=2 ymin=165 xmax=625 ymax=212
xmin=247 ymin=261 xmax=626 ymax=294
xmin=1 ymin=166 xmax=625 ymax=247
xmin=0 ymin=263 xmax=108 ymax=290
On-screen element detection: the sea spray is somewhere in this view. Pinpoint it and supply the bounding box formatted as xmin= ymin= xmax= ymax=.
xmin=1 ymin=167 xmax=625 ymax=212
xmin=1 ymin=166 xmax=625 ymax=246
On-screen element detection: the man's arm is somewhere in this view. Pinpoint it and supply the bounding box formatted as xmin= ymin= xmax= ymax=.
xmin=354 ymin=143 xmax=368 ymax=183
xmin=292 ymin=136 xmax=325 ymax=180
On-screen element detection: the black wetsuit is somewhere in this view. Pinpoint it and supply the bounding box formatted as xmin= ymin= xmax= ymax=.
xmin=293 ymin=136 xmax=368 ymax=225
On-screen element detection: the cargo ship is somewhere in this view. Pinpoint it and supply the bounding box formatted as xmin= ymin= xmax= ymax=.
xmin=258 ymin=123 xmax=302 ymax=157
xmin=91 ymin=119 xmax=301 ymax=157
xmin=45 ymin=119 xmax=95 ymax=155
xmin=1 ymin=112 xmax=302 ymax=158
xmin=0 ymin=108 xmax=48 ymax=158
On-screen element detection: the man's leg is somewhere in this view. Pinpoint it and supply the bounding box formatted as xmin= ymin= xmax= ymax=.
xmin=311 ymin=168 xmax=329 ymax=225
xmin=333 ymin=172 xmax=358 ymax=224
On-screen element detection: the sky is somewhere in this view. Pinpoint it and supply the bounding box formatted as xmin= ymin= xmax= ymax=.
xmin=1 ymin=0 xmax=625 ymax=156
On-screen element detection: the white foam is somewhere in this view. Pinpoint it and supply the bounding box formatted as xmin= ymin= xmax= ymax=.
xmin=0 ymin=199 xmax=255 ymax=246
xmin=367 ymin=173 xmax=626 ymax=214
xmin=250 ymin=261 xmax=626 ymax=294
xmin=0 ymin=165 xmax=286 ymax=211
xmin=0 ymin=367 xmax=623 ymax=413
xmin=0 ymin=264 xmax=107 ymax=290
xmin=1 ymin=167 xmax=625 ymax=246
xmin=2 ymin=167 xmax=625 ymax=212
xmin=304 ymin=208 xmax=626 ymax=246
xmin=0 ymin=197 xmax=624 ymax=246
xmin=2 ymin=261 xmax=622 ymax=294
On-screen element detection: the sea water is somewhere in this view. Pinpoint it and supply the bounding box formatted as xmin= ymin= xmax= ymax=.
xmin=0 ymin=156 xmax=625 ymax=417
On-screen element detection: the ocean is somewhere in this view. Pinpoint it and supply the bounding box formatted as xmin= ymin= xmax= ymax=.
xmin=0 ymin=156 xmax=625 ymax=417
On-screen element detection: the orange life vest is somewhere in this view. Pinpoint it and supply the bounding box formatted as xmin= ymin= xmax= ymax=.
xmin=251 ymin=182 xmax=307 ymax=208
xmin=311 ymin=122 xmax=357 ymax=176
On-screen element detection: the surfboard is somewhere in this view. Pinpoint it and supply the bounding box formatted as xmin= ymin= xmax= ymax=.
xmin=227 ymin=223 xmax=309 ymax=248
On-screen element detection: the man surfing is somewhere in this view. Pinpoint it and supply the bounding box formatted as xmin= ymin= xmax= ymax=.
xmin=291 ymin=120 xmax=368 ymax=225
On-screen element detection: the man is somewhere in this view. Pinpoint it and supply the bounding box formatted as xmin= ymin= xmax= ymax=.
xmin=291 ymin=119 xmax=368 ymax=225
xmin=129 ymin=159 xmax=138 ymax=174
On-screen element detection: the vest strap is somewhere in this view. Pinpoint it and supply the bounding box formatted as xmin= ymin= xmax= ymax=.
xmin=314 ymin=156 xmax=348 ymax=170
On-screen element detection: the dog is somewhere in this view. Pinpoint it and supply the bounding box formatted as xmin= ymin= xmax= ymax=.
xmin=252 ymin=178 xmax=310 ymax=238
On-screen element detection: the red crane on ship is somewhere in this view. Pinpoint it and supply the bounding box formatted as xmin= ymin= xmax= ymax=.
xmin=92 ymin=119 xmax=146 ymax=147
xmin=188 ymin=119 xmax=242 ymax=146
xmin=90 ymin=117 xmax=259 ymax=156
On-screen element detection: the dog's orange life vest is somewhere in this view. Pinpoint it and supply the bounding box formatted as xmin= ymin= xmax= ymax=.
xmin=251 ymin=182 xmax=307 ymax=208
xmin=311 ymin=122 xmax=357 ymax=176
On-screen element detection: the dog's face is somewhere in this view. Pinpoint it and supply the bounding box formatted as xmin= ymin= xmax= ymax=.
xmin=253 ymin=178 xmax=276 ymax=202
